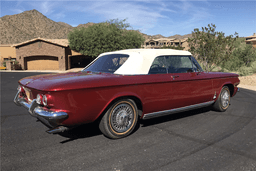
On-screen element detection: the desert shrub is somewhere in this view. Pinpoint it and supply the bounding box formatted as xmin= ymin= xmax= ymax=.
xmin=14 ymin=61 xmax=22 ymax=70
xmin=235 ymin=44 xmax=256 ymax=67
xmin=224 ymin=54 xmax=243 ymax=71
xmin=251 ymin=61 xmax=256 ymax=73
xmin=238 ymin=66 xmax=253 ymax=76
xmin=224 ymin=41 xmax=256 ymax=72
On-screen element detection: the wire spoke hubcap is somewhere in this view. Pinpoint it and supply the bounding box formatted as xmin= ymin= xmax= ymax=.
xmin=111 ymin=104 xmax=134 ymax=133
xmin=221 ymin=90 xmax=230 ymax=108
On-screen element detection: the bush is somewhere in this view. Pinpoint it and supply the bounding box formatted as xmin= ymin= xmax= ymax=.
xmin=238 ymin=66 xmax=253 ymax=76
xmin=3 ymin=61 xmax=6 ymax=67
xmin=14 ymin=61 xmax=22 ymax=70
xmin=223 ymin=54 xmax=243 ymax=71
xmin=251 ymin=61 xmax=256 ymax=73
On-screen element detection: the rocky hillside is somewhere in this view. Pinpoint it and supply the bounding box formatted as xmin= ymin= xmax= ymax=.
xmin=0 ymin=9 xmax=191 ymax=44
xmin=0 ymin=10 xmax=96 ymax=44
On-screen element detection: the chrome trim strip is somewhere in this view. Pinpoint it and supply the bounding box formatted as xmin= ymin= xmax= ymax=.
xmin=142 ymin=101 xmax=214 ymax=120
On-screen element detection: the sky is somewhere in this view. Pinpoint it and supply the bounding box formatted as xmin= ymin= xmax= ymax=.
xmin=0 ymin=0 xmax=255 ymax=37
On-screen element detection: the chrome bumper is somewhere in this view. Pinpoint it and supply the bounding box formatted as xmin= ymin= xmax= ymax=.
xmin=14 ymin=90 xmax=68 ymax=129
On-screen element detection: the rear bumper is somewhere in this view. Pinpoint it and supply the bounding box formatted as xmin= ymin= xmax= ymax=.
xmin=14 ymin=90 xmax=69 ymax=129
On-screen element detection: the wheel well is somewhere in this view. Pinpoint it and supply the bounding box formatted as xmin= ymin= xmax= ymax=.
xmin=224 ymin=84 xmax=234 ymax=96
xmin=100 ymin=96 xmax=143 ymax=118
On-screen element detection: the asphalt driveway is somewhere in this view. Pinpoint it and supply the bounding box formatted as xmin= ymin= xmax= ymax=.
xmin=1 ymin=72 xmax=256 ymax=171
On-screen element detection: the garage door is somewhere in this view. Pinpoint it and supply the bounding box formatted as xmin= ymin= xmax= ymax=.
xmin=26 ymin=56 xmax=59 ymax=70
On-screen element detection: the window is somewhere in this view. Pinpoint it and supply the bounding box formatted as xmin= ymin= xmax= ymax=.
xmin=148 ymin=56 xmax=167 ymax=74
xmin=190 ymin=56 xmax=203 ymax=72
xmin=148 ymin=56 xmax=198 ymax=74
xmin=83 ymin=54 xmax=129 ymax=73
xmin=165 ymin=56 xmax=193 ymax=73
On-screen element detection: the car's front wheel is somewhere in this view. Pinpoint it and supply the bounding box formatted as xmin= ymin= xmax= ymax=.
xmin=212 ymin=86 xmax=231 ymax=112
xmin=99 ymin=99 xmax=138 ymax=139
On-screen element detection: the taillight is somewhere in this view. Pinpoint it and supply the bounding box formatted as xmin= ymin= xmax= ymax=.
xmin=35 ymin=94 xmax=53 ymax=107
xmin=43 ymin=95 xmax=47 ymax=106
xmin=18 ymin=85 xmax=25 ymax=93
xmin=18 ymin=85 xmax=25 ymax=98
xmin=36 ymin=94 xmax=43 ymax=105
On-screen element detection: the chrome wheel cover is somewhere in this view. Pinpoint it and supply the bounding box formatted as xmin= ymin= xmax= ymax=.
xmin=110 ymin=103 xmax=134 ymax=133
xmin=221 ymin=89 xmax=230 ymax=108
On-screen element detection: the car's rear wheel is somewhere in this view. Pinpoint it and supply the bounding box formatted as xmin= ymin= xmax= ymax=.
xmin=99 ymin=99 xmax=138 ymax=139
xmin=212 ymin=86 xmax=230 ymax=112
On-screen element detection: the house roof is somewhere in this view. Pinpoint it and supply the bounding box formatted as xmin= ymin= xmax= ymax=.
xmin=145 ymin=38 xmax=176 ymax=42
xmin=0 ymin=44 xmax=13 ymax=47
xmin=245 ymin=38 xmax=256 ymax=42
xmin=246 ymin=33 xmax=256 ymax=39
xmin=12 ymin=38 xmax=69 ymax=47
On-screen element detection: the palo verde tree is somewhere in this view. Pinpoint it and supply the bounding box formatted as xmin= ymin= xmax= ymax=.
xmin=187 ymin=24 xmax=238 ymax=71
xmin=68 ymin=19 xmax=145 ymax=58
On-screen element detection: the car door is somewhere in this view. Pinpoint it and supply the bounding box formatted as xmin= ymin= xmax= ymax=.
xmin=141 ymin=56 xmax=173 ymax=114
xmin=166 ymin=55 xmax=213 ymax=109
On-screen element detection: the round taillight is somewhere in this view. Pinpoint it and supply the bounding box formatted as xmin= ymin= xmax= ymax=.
xmin=36 ymin=94 xmax=43 ymax=105
xmin=17 ymin=85 xmax=21 ymax=91
xmin=18 ymin=85 xmax=25 ymax=93
xmin=43 ymin=95 xmax=47 ymax=106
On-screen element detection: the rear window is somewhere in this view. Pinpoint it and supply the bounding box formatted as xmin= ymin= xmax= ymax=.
xmin=83 ymin=54 xmax=129 ymax=73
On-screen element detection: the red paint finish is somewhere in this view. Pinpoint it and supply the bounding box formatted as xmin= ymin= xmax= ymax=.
xmin=18 ymin=71 xmax=240 ymax=126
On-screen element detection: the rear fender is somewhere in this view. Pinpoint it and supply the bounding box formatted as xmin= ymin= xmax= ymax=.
xmin=96 ymin=92 xmax=143 ymax=120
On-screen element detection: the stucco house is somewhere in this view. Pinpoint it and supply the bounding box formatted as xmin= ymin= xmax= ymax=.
xmin=245 ymin=33 xmax=256 ymax=48
xmin=142 ymin=38 xmax=189 ymax=50
xmin=12 ymin=38 xmax=91 ymax=71
xmin=0 ymin=44 xmax=16 ymax=67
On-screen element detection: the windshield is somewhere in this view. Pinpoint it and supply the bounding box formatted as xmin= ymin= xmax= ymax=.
xmin=83 ymin=54 xmax=129 ymax=73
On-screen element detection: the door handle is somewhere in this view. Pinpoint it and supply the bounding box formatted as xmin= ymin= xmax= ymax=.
xmin=171 ymin=75 xmax=179 ymax=79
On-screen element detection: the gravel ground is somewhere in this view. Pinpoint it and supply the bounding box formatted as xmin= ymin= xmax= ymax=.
xmin=238 ymin=74 xmax=256 ymax=91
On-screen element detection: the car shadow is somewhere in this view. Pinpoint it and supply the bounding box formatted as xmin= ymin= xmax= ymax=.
xmin=58 ymin=107 xmax=212 ymax=143
xmin=58 ymin=123 xmax=102 ymax=143
xmin=58 ymin=119 xmax=141 ymax=143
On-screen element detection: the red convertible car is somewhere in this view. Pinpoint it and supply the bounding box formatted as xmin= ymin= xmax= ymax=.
xmin=14 ymin=49 xmax=240 ymax=139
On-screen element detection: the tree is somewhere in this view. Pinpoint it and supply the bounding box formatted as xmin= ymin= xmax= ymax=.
xmin=187 ymin=24 xmax=238 ymax=71
xmin=68 ymin=19 xmax=145 ymax=58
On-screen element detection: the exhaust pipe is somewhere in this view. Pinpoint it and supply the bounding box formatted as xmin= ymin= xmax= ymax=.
xmin=46 ymin=126 xmax=69 ymax=134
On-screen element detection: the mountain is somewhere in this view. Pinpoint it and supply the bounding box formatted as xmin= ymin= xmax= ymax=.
xmin=142 ymin=33 xmax=192 ymax=40
xmin=0 ymin=9 xmax=191 ymax=44
xmin=0 ymin=10 xmax=72 ymax=44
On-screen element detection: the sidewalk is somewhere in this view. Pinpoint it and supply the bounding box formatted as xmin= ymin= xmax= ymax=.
xmin=0 ymin=68 xmax=84 ymax=73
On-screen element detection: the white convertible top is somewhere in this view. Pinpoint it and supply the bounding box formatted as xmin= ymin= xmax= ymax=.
xmin=89 ymin=49 xmax=192 ymax=75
